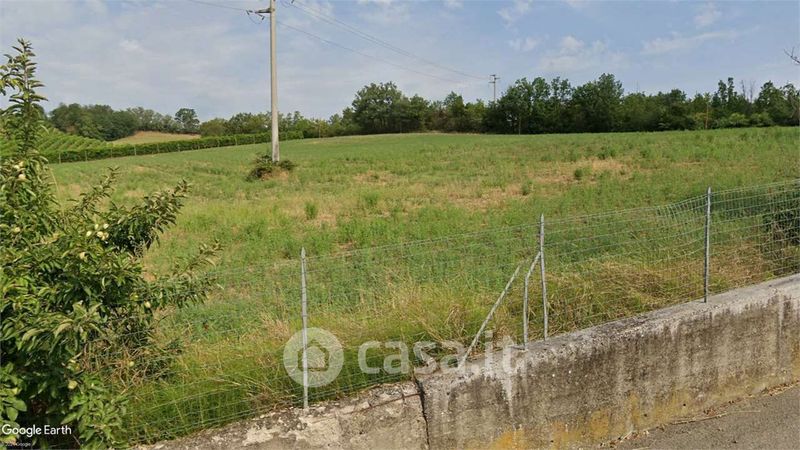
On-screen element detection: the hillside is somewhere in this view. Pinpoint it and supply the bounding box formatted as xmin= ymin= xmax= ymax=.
xmin=0 ymin=128 xmax=108 ymax=156
xmin=113 ymin=131 xmax=201 ymax=145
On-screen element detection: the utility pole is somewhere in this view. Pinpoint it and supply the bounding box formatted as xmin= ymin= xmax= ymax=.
xmin=489 ymin=74 xmax=500 ymax=103
xmin=254 ymin=0 xmax=279 ymax=162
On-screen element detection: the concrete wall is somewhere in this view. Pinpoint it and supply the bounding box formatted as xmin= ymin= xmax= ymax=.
xmin=419 ymin=274 xmax=800 ymax=449
xmin=149 ymin=274 xmax=799 ymax=449
xmin=145 ymin=382 xmax=427 ymax=450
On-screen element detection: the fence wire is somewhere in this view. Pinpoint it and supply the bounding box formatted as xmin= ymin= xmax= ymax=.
xmin=83 ymin=179 xmax=799 ymax=444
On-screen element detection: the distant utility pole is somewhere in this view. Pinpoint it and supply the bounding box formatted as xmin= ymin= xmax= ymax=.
xmin=489 ymin=74 xmax=500 ymax=103
xmin=254 ymin=0 xmax=279 ymax=162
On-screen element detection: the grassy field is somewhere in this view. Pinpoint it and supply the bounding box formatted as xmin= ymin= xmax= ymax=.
xmin=113 ymin=131 xmax=200 ymax=145
xmin=50 ymin=127 xmax=799 ymax=442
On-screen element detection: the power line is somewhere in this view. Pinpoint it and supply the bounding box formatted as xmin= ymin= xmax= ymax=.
xmin=184 ymin=0 xmax=467 ymax=83
xmin=187 ymin=0 xmax=458 ymax=83
xmin=276 ymin=20 xmax=462 ymax=83
xmin=185 ymin=0 xmax=250 ymax=12
xmin=284 ymin=0 xmax=487 ymax=81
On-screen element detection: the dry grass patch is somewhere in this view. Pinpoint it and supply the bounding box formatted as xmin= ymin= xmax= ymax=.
xmin=113 ymin=131 xmax=200 ymax=145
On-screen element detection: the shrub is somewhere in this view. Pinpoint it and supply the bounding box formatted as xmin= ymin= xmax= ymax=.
xmin=749 ymin=112 xmax=774 ymax=127
xmin=715 ymin=113 xmax=750 ymax=129
xmin=360 ymin=191 xmax=380 ymax=210
xmin=597 ymin=146 xmax=617 ymax=160
xmin=520 ymin=181 xmax=532 ymax=196
xmin=304 ymin=202 xmax=319 ymax=220
xmin=573 ymin=166 xmax=591 ymax=180
xmin=247 ymin=153 xmax=295 ymax=180
xmin=0 ymin=39 xmax=215 ymax=448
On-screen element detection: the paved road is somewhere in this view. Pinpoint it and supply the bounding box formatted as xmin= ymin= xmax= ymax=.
xmin=618 ymin=385 xmax=799 ymax=450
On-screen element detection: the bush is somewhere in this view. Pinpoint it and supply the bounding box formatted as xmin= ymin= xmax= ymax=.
xmin=520 ymin=181 xmax=532 ymax=196
xmin=360 ymin=191 xmax=380 ymax=210
xmin=573 ymin=166 xmax=592 ymax=180
xmin=0 ymin=39 xmax=215 ymax=448
xmin=247 ymin=153 xmax=295 ymax=180
xmin=715 ymin=113 xmax=750 ymax=129
xmin=304 ymin=202 xmax=319 ymax=220
xmin=749 ymin=112 xmax=774 ymax=127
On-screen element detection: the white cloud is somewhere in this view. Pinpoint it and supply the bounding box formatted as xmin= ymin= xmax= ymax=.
xmin=694 ymin=3 xmax=721 ymax=28
xmin=508 ymin=37 xmax=540 ymax=52
xmin=119 ymin=39 xmax=143 ymax=53
xmin=560 ymin=35 xmax=584 ymax=52
xmin=641 ymin=30 xmax=738 ymax=55
xmin=498 ymin=0 xmax=534 ymax=26
xmin=443 ymin=0 xmax=463 ymax=9
xmin=538 ymin=37 xmax=626 ymax=73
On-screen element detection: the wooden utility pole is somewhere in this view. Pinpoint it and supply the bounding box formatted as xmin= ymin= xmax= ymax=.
xmin=489 ymin=74 xmax=500 ymax=103
xmin=255 ymin=0 xmax=279 ymax=162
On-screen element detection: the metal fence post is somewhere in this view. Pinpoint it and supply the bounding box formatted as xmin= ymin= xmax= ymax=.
xmin=300 ymin=247 xmax=309 ymax=410
xmin=704 ymin=187 xmax=711 ymax=303
xmin=523 ymin=252 xmax=541 ymax=346
xmin=540 ymin=214 xmax=549 ymax=340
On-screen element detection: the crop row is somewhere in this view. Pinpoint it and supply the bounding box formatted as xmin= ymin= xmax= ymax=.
xmin=0 ymin=130 xmax=305 ymax=163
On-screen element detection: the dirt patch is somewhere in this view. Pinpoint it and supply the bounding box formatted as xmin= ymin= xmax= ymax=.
xmin=541 ymin=158 xmax=635 ymax=183
xmin=445 ymin=185 xmax=516 ymax=211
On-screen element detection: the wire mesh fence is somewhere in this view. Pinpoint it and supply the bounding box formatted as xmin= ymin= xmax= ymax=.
xmin=85 ymin=179 xmax=799 ymax=444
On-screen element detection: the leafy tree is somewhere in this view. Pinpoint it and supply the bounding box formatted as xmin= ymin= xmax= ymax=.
xmin=50 ymin=104 xmax=136 ymax=140
xmin=619 ymin=93 xmax=659 ymax=131
xmin=569 ymin=73 xmax=623 ymax=132
xmin=755 ymin=81 xmax=794 ymax=125
xmin=226 ymin=112 xmax=266 ymax=135
xmin=351 ymin=82 xmax=406 ymax=134
xmin=464 ymin=99 xmax=486 ymax=133
xmin=1 ymin=39 xmax=214 ymax=448
xmin=174 ymin=108 xmax=200 ymax=134
xmin=655 ymin=89 xmax=691 ymax=130
xmin=198 ymin=117 xmax=228 ymax=136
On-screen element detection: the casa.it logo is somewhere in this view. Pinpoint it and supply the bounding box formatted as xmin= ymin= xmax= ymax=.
xmin=283 ymin=327 xmax=344 ymax=387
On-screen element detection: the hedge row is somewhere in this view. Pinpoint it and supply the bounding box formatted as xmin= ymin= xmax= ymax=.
xmin=54 ymin=131 xmax=310 ymax=163
xmin=2 ymin=131 xmax=305 ymax=163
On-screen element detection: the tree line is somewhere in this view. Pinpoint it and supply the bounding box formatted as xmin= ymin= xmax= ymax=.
xmin=197 ymin=75 xmax=798 ymax=138
xmin=49 ymin=104 xmax=200 ymax=140
xmin=46 ymin=74 xmax=799 ymax=142
xmin=339 ymin=76 xmax=798 ymax=136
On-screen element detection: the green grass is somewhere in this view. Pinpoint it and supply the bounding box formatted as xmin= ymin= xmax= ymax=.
xmin=50 ymin=127 xmax=800 ymax=443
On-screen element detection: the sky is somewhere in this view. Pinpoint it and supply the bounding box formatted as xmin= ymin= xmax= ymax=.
xmin=1 ymin=0 xmax=799 ymax=121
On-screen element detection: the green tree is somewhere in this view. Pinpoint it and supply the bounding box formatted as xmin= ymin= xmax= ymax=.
xmin=1 ymin=39 xmax=214 ymax=448
xmin=226 ymin=112 xmax=266 ymax=134
xmin=755 ymin=81 xmax=794 ymax=125
xmin=198 ymin=117 xmax=228 ymax=136
xmin=569 ymin=73 xmax=624 ymax=132
xmin=619 ymin=93 xmax=659 ymax=131
xmin=351 ymin=82 xmax=406 ymax=134
xmin=174 ymin=108 xmax=200 ymax=134
xmin=656 ymin=89 xmax=691 ymax=130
